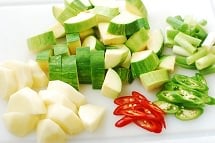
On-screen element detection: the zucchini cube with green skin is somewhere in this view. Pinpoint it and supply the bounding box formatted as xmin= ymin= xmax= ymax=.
xmin=125 ymin=27 xmax=149 ymax=52
xmin=49 ymin=23 xmax=65 ymax=39
xmin=140 ymin=69 xmax=169 ymax=91
xmin=131 ymin=50 xmax=160 ymax=78
xmin=82 ymin=35 xmax=105 ymax=51
xmin=90 ymin=50 xmax=105 ymax=89
xmin=91 ymin=6 xmax=120 ymax=23
xmin=62 ymin=56 xmax=80 ymax=90
xmin=36 ymin=49 xmax=53 ymax=73
xmin=66 ymin=33 xmax=81 ymax=54
xmin=159 ymin=55 xmax=176 ymax=73
xmin=49 ymin=55 xmax=62 ymax=81
xmin=108 ymin=11 xmax=149 ymax=36
xmin=125 ymin=0 xmax=148 ymax=18
xmin=27 ymin=31 xmax=56 ymax=53
xmin=64 ymin=0 xmax=88 ymax=11
xmin=76 ymin=47 xmax=92 ymax=84
xmin=64 ymin=12 xmax=97 ymax=33
xmin=53 ymin=44 xmax=70 ymax=56
xmin=98 ymin=23 xmax=127 ymax=45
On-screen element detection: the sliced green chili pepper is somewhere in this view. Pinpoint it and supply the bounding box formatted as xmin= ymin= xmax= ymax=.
xmin=178 ymin=89 xmax=204 ymax=105
xmin=172 ymin=74 xmax=208 ymax=92
xmin=153 ymin=100 xmax=179 ymax=114
xmin=192 ymin=73 xmax=207 ymax=86
xmin=156 ymin=90 xmax=185 ymax=103
xmin=175 ymin=107 xmax=203 ymax=121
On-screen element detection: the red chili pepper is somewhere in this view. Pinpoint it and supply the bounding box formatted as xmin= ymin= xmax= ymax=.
xmin=134 ymin=119 xmax=163 ymax=133
xmin=115 ymin=116 xmax=133 ymax=127
xmin=114 ymin=96 xmax=141 ymax=105
xmin=113 ymin=91 xmax=166 ymax=133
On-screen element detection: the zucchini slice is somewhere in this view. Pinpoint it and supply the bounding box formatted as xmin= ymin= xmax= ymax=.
xmin=90 ymin=50 xmax=105 ymax=89
xmin=49 ymin=55 xmax=62 ymax=81
xmin=125 ymin=0 xmax=148 ymax=18
xmin=53 ymin=44 xmax=70 ymax=56
xmin=125 ymin=27 xmax=149 ymax=52
xmin=159 ymin=55 xmax=176 ymax=73
xmin=140 ymin=69 xmax=169 ymax=91
xmin=62 ymin=55 xmax=79 ymax=90
xmin=66 ymin=33 xmax=81 ymax=54
xmin=98 ymin=22 xmax=127 ymax=45
xmin=76 ymin=47 xmax=92 ymax=84
xmin=131 ymin=50 xmax=160 ymax=78
xmin=64 ymin=12 xmax=97 ymax=33
xmin=82 ymin=35 xmax=105 ymax=50
xmin=36 ymin=49 xmax=53 ymax=73
xmin=49 ymin=23 xmax=65 ymax=39
xmin=108 ymin=11 xmax=149 ymax=36
xmin=147 ymin=29 xmax=164 ymax=55
xmin=27 ymin=31 xmax=56 ymax=53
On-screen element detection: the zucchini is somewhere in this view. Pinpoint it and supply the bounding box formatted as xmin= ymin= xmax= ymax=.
xmin=49 ymin=55 xmax=62 ymax=81
xmin=125 ymin=0 xmax=148 ymax=18
xmin=125 ymin=27 xmax=149 ymax=52
xmin=90 ymin=50 xmax=105 ymax=89
xmin=82 ymin=35 xmax=105 ymax=50
xmin=79 ymin=0 xmax=93 ymax=9
xmin=27 ymin=31 xmax=56 ymax=53
xmin=147 ymin=29 xmax=164 ymax=55
xmin=108 ymin=11 xmax=149 ymax=36
xmin=64 ymin=12 xmax=97 ymax=33
xmin=98 ymin=22 xmax=127 ymax=45
xmin=62 ymin=55 xmax=79 ymax=90
xmin=114 ymin=44 xmax=131 ymax=69
xmin=64 ymin=0 xmax=88 ymax=11
xmin=76 ymin=47 xmax=92 ymax=84
xmin=101 ymin=68 xmax=122 ymax=99
xmin=131 ymin=50 xmax=160 ymax=78
xmin=159 ymin=55 xmax=176 ymax=73
xmin=89 ymin=0 xmax=117 ymax=7
xmin=49 ymin=23 xmax=65 ymax=39
xmin=115 ymin=67 xmax=133 ymax=83
xmin=105 ymin=46 xmax=129 ymax=69
xmin=79 ymin=28 xmax=95 ymax=41
xmin=36 ymin=49 xmax=53 ymax=73
xmin=66 ymin=33 xmax=81 ymax=54
xmin=53 ymin=44 xmax=70 ymax=56
xmin=91 ymin=6 xmax=119 ymax=23
xmin=140 ymin=69 xmax=169 ymax=91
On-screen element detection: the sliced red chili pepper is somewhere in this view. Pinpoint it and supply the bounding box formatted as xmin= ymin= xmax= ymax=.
xmin=134 ymin=119 xmax=163 ymax=133
xmin=140 ymin=99 xmax=165 ymax=115
xmin=114 ymin=96 xmax=141 ymax=105
xmin=113 ymin=103 xmax=142 ymax=115
xmin=132 ymin=91 xmax=149 ymax=102
xmin=115 ymin=116 xmax=133 ymax=127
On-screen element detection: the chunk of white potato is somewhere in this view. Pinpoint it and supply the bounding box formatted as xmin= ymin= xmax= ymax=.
xmin=0 ymin=66 xmax=17 ymax=100
xmin=37 ymin=119 xmax=67 ymax=143
xmin=7 ymin=87 xmax=46 ymax=114
xmin=78 ymin=104 xmax=105 ymax=132
xmin=47 ymin=104 xmax=84 ymax=135
xmin=27 ymin=60 xmax=48 ymax=90
xmin=47 ymin=80 xmax=86 ymax=107
xmin=3 ymin=112 xmax=39 ymax=136
xmin=39 ymin=89 xmax=77 ymax=114
xmin=1 ymin=60 xmax=33 ymax=89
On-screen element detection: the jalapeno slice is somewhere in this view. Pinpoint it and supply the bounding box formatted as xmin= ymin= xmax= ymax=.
xmin=175 ymin=108 xmax=203 ymax=121
xmin=156 ymin=90 xmax=185 ymax=103
xmin=173 ymin=74 xmax=208 ymax=91
xmin=153 ymin=100 xmax=179 ymax=114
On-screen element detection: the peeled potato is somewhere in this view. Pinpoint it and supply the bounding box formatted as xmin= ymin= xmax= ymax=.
xmin=47 ymin=80 xmax=86 ymax=107
xmin=0 ymin=66 xmax=17 ymax=100
xmin=1 ymin=60 xmax=33 ymax=89
xmin=27 ymin=60 xmax=48 ymax=90
xmin=47 ymin=104 xmax=84 ymax=135
xmin=3 ymin=112 xmax=39 ymax=136
xmin=7 ymin=87 xmax=46 ymax=114
xmin=39 ymin=89 xmax=77 ymax=113
xmin=78 ymin=104 xmax=105 ymax=132
xmin=37 ymin=119 xmax=67 ymax=143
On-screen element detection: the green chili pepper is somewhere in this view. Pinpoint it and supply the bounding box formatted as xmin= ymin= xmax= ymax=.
xmin=156 ymin=90 xmax=186 ymax=103
xmin=153 ymin=100 xmax=179 ymax=114
xmin=192 ymin=73 xmax=207 ymax=86
xmin=175 ymin=107 xmax=203 ymax=121
xmin=172 ymin=74 xmax=208 ymax=92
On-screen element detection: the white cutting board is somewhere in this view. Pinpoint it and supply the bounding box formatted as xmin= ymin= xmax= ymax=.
xmin=0 ymin=0 xmax=215 ymax=142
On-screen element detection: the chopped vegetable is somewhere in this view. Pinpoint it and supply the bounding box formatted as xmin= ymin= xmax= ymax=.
xmin=113 ymin=91 xmax=165 ymax=133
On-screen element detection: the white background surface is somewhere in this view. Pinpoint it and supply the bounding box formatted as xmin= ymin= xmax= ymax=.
xmin=0 ymin=0 xmax=215 ymax=143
